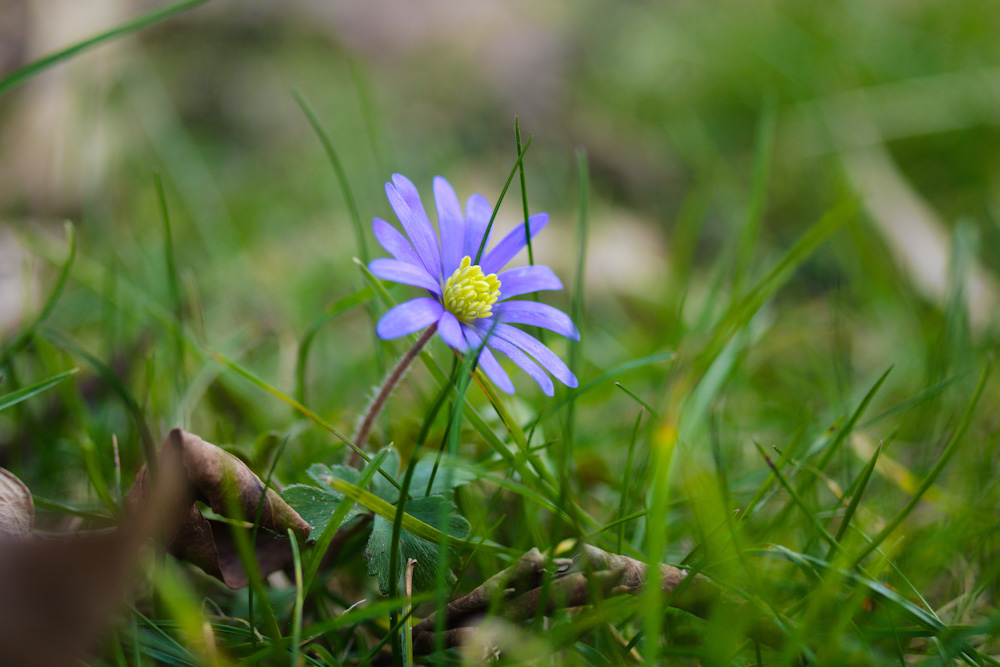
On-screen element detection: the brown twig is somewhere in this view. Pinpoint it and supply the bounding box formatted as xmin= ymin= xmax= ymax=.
xmin=410 ymin=544 xmax=783 ymax=656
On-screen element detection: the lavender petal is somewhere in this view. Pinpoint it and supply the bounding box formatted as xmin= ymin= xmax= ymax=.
xmin=386 ymin=175 xmax=442 ymax=279
xmin=437 ymin=311 xmax=468 ymax=351
xmin=463 ymin=194 xmax=493 ymax=260
xmin=433 ymin=176 xmax=464 ymax=277
xmin=490 ymin=323 xmax=578 ymax=388
xmin=497 ymin=265 xmax=563 ymax=300
xmin=464 ymin=326 xmax=514 ymax=394
xmin=495 ymin=300 xmax=580 ymax=340
xmin=486 ymin=335 xmax=554 ymax=396
xmin=369 ymin=258 xmax=442 ymax=295
xmin=373 ymin=218 xmax=422 ymax=266
xmin=481 ymin=213 xmax=549 ymax=275
xmin=376 ymin=298 xmax=443 ymax=340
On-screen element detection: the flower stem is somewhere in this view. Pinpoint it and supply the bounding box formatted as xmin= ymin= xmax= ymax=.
xmin=350 ymin=323 xmax=438 ymax=467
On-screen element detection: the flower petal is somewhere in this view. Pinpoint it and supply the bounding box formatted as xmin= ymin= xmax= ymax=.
xmin=434 ymin=176 xmax=464 ymax=277
xmin=488 ymin=322 xmax=578 ymax=388
xmin=481 ymin=213 xmax=549 ymax=275
xmin=376 ymin=298 xmax=443 ymax=340
xmin=475 ymin=346 xmax=515 ymax=395
xmin=373 ymin=218 xmax=422 ymax=266
xmin=369 ymin=258 xmax=441 ymax=295
xmin=463 ymin=326 xmax=514 ymax=394
xmin=495 ymin=300 xmax=580 ymax=340
xmin=463 ymin=194 xmax=494 ymax=260
xmin=497 ymin=265 xmax=563 ymax=300
xmin=386 ymin=174 xmax=441 ymax=279
xmin=486 ymin=335 xmax=554 ymax=396
xmin=437 ymin=311 xmax=468 ymax=352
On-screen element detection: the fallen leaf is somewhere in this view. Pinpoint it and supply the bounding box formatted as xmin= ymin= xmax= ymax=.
xmin=0 ymin=441 xmax=187 ymax=667
xmin=128 ymin=428 xmax=310 ymax=588
xmin=0 ymin=467 xmax=33 ymax=538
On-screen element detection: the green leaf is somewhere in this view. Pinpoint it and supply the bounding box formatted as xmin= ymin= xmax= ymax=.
xmin=281 ymin=484 xmax=363 ymax=538
xmin=369 ymin=447 xmax=402 ymax=501
xmin=365 ymin=495 xmax=470 ymax=595
xmin=306 ymin=463 xmax=361 ymax=489
xmin=410 ymin=458 xmax=476 ymax=499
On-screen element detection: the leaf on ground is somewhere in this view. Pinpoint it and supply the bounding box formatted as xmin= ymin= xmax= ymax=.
xmin=364 ymin=446 xmax=473 ymax=594
xmin=128 ymin=428 xmax=310 ymax=589
xmin=0 ymin=441 xmax=188 ymax=667
xmin=0 ymin=467 xmax=34 ymax=538
xmin=283 ymin=445 xmax=475 ymax=594
xmin=366 ymin=495 xmax=471 ymax=595
xmin=307 ymin=462 xmax=362 ymax=488
xmin=282 ymin=483 xmax=364 ymax=538
xmin=409 ymin=458 xmax=476 ymax=498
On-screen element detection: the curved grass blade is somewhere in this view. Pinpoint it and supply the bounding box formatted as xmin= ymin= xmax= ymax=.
xmin=292 ymin=90 xmax=368 ymax=263
xmin=1 ymin=222 xmax=75 ymax=368
xmin=0 ymin=0 xmax=214 ymax=97
xmin=295 ymin=286 xmax=374 ymax=403
xmin=851 ymin=358 xmax=992 ymax=566
xmin=0 ymin=368 xmax=78 ymax=412
xmin=326 ymin=477 xmax=509 ymax=554
xmin=827 ymin=438 xmax=885 ymax=559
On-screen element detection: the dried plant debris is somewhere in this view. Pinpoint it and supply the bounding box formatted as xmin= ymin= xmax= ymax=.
xmin=128 ymin=428 xmax=310 ymax=588
xmin=0 ymin=467 xmax=34 ymax=538
xmin=411 ymin=545 xmax=783 ymax=656
xmin=0 ymin=444 xmax=187 ymax=667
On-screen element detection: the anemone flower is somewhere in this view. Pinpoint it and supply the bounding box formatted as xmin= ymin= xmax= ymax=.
xmin=369 ymin=174 xmax=579 ymax=396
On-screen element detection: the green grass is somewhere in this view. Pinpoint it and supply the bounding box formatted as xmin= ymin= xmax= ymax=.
xmin=2 ymin=1 xmax=999 ymax=665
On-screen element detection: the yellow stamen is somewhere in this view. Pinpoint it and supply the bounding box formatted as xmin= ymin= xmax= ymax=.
xmin=443 ymin=256 xmax=501 ymax=322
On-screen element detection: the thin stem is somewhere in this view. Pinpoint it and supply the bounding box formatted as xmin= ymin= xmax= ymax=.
xmin=350 ymin=323 xmax=439 ymax=466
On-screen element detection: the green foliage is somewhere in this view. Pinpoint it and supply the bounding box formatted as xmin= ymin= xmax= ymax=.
xmin=284 ymin=446 xmax=473 ymax=594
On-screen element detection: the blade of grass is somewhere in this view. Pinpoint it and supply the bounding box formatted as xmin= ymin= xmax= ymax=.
xmin=154 ymin=173 xmax=185 ymax=397
xmin=515 ymin=117 xmax=535 ymax=267
xmin=564 ymin=148 xmax=590 ymax=464
xmin=614 ymin=383 xmax=660 ymax=419
xmin=295 ymin=286 xmax=374 ymax=403
xmin=696 ymin=199 xmax=855 ymax=376
xmin=325 ymin=476 xmax=509 ymax=554
xmin=852 ymin=358 xmax=992 ymax=566
xmin=0 ymin=0 xmax=214 ymax=96
xmin=0 ymin=368 xmax=78 ymax=412
xmin=859 ymin=373 xmax=960 ymax=429
xmin=753 ymin=441 xmax=843 ymax=555
xmin=302 ymin=448 xmax=391 ymax=595
xmin=209 ymin=349 xmax=398 ymax=492
xmin=810 ymin=365 xmax=893 ymax=473
xmin=618 ymin=412 xmax=643 ymax=553
xmin=731 ymin=96 xmax=777 ymax=299
xmin=292 ymin=89 xmax=368 ymax=263
xmin=527 ymin=351 xmax=675 ymax=433
xmin=1 ymin=222 xmax=76 ymax=369
xmin=288 ymin=528 xmax=304 ymax=667
xmin=473 ymin=138 xmax=533 ymax=264
xmin=42 ymin=329 xmax=157 ymax=471
xmin=828 ymin=439 xmax=885 ymax=556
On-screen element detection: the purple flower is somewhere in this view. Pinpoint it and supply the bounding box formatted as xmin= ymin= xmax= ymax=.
xmin=369 ymin=174 xmax=579 ymax=396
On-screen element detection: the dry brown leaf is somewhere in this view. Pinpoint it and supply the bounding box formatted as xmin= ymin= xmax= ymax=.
xmin=0 ymin=467 xmax=34 ymax=538
xmin=0 ymin=441 xmax=188 ymax=667
xmin=128 ymin=428 xmax=310 ymax=589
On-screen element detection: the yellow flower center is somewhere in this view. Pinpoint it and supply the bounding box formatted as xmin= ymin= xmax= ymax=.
xmin=443 ymin=256 xmax=501 ymax=322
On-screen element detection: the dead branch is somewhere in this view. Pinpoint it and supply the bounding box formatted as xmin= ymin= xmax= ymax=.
xmin=411 ymin=544 xmax=783 ymax=656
